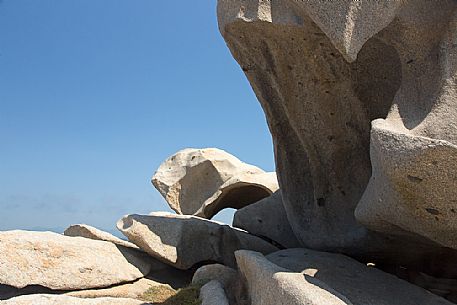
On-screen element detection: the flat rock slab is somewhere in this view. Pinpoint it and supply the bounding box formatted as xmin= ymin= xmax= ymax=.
xmin=267 ymin=248 xmax=453 ymax=305
xmin=64 ymin=224 xmax=139 ymax=250
xmin=236 ymin=250 xmax=350 ymax=305
xmin=1 ymin=294 xmax=149 ymax=305
xmin=66 ymin=278 xmax=170 ymax=299
xmin=117 ymin=212 xmax=278 ymax=269
xmin=0 ymin=230 xmax=151 ymax=290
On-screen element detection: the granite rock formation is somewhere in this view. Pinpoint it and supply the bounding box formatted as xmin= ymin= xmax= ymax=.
xmin=217 ymin=0 xmax=457 ymax=266
xmin=152 ymin=148 xmax=278 ymax=219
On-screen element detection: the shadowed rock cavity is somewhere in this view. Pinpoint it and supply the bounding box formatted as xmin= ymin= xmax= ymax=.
xmin=217 ymin=0 xmax=457 ymax=273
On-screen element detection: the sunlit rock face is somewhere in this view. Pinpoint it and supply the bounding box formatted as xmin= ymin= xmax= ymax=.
xmin=355 ymin=2 xmax=457 ymax=250
xmin=152 ymin=148 xmax=278 ymax=219
xmin=217 ymin=0 xmax=457 ymax=268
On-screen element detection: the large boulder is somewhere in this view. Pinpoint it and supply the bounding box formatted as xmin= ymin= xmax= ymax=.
xmin=117 ymin=212 xmax=278 ymax=269
xmin=217 ymin=0 xmax=397 ymax=255
xmin=217 ymin=0 xmax=457 ymax=267
xmin=235 ymin=250 xmax=350 ymax=305
xmin=152 ymin=148 xmax=278 ymax=219
xmin=233 ymin=190 xmax=300 ymax=248
xmin=0 ymin=231 xmax=151 ymax=290
xmin=64 ymin=224 xmax=139 ymax=250
xmin=1 ymin=294 xmax=149 ymax=305
xmin=267 ymin=248 xmax=453 ymax=305
xmin=356 ymin=121 xmax=457 ymax=249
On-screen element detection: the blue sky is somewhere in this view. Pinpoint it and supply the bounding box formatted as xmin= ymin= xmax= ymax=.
xmin=0 ymin=1 xmax=274 ymax=234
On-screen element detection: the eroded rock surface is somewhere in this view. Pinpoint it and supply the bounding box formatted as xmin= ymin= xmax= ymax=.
xmin=192 ymin=264 xmax=237 ymax=287
xmin=235 ymin=250 xmax=351 ymax=305
xmin=152 ymin=148 xmax=278 ymax=219
xmin=200 ymin=280 xmax=230 ymax=305
xmin=267 ymin=248 xmax=452 ymax=305
xmin=65 ymin=278 xmax=170 ymax=300
xmin=217 ymin=0 xmax=457 ymax=265
xmin=117 ymin=212 xmax=278 ymax=269
xmin=355 ymin=1 xmax=457 ymax=249
xmin=218 ymin=0 xmax=400 ymax=254
xmin=0 ymin=231 xmax=151 ymax=290
xmin=233 ymin=190 xmax=300 ymax=248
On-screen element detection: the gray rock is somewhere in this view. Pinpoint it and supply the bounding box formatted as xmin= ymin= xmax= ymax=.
xmin=152 ymin=148 xmax=278 ymax=219
xmin=235 ymin=250 xmax=351 ymax=305
xmin=292 ymin=1 xmax=402 ymax=62
xmin=200 ymin=280 xmax=229 ymax=305
xmin=64 ymin=224 xmax=139 ymax=250
xmin=192 ymin=264 xmax=237 ymax=287
xmin=217 ymin=0 xmax=457 ymax=267
xmin=356 ymin=121 xmax=457 ymax=249
xmin=1 ymin=294 xmax=149 ymax=305
xmin=217 ymin=0 xmax=398 ymax=255
xmin=267 ymin=248 xmax=453 ymax=305
xmin=0 ymin=230 xmax=151 ymax=290
xmin=117 ymin=212 xmax=278 ymax=269
xmin=233 ymin=191 xmax=300 ymax=248
xmin=354 ymin=0 xmax=457 ymax=250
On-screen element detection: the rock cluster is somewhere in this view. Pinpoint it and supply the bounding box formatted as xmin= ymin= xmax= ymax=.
xmin=3 ymin=1 xmax=457 ymax=304
xmin=0 ymin=149 xmax=280 ymax=304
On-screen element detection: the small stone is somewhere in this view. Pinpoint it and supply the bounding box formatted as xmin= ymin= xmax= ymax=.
xmin=200 ymin=280 xmax=230 ymax=305
xmin=192 ymin=264 xmax=237 ymax=287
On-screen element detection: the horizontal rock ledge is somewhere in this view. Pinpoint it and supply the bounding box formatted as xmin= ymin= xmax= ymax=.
xmin=117 ymin=212 xmax=279 ymax=269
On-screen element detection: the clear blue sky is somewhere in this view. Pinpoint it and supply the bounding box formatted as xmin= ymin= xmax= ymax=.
xmin=0 ymin=1 xmax=274 ymax=234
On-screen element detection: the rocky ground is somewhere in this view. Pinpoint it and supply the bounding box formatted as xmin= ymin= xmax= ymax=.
xmin=3 ymin=1 xmax=457 ymax=304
